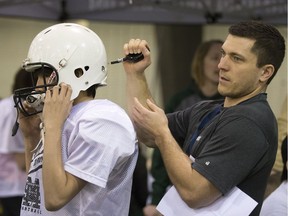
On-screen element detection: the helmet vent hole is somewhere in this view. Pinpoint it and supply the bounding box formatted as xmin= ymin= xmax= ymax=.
xmin=84 ymin=66 xmax=89 ymax=71
xmin=74 ymin=68 xmax=84 ymax=78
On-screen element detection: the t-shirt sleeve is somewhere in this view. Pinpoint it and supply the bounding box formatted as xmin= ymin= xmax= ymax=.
xmin=167 ymin=105 xmax=199 ymax=148
xmin=192 ymin=116 xmax=268 ymax=195
xmin=64 ymin=116 xmax=136 ymax=188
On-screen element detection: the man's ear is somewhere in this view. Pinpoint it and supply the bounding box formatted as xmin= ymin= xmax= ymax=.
xmin=260 ymin=65 xmax=274 ymax=82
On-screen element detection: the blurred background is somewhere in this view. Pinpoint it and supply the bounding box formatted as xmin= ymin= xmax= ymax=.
xmin=0 ymin=0 xmax=286 ymax=117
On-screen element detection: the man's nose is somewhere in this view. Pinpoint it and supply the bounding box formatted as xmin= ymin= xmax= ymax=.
xmin=218 ymin=56 xmax=228 ymax=71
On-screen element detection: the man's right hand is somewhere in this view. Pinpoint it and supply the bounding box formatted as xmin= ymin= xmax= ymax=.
xmin=122 ymin=38 xmax=151 ymax=75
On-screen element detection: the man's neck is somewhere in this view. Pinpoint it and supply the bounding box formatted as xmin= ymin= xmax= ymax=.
xmin=224 ymin=86 xmax=267 ymax=107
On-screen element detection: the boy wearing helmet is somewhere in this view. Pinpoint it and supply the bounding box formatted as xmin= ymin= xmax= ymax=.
xmin=14 ymin=23 xmax=138 ymax=216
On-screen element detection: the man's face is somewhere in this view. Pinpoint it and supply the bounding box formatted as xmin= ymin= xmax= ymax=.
xmin=217 ymin=34 xmax=263 ymax=99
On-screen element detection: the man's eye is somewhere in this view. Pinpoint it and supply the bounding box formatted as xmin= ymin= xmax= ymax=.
xmin=232 ymin=56 xmax=241 ymax=61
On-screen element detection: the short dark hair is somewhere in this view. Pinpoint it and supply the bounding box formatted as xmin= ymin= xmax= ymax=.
xmin=12 ymin=68 xmax=33 ymax=92
xmin=229 ymin=20 xmax=285 ymax=84
xmin=86 ymin=84 xmax=101 ymax=98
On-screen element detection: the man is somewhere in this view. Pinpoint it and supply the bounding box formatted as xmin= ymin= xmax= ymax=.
xmin=14 ymin=23 xmax=138 ymax=216
xmin=145 ymin=39 xmax=224 ymax=216
xmin=122 ymin=21 xmax=285 ymax=216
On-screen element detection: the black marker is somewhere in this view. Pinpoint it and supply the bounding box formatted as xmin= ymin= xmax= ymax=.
xmin=110 ymin=53 xmax=144 ymax=64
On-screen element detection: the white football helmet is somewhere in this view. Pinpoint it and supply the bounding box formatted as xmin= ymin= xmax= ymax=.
xmin=14 ymin=23 xmax=107 ymax=116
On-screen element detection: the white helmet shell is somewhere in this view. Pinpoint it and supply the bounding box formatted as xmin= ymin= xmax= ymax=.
xmin=24 ymin=23 xmax=107 ymax=100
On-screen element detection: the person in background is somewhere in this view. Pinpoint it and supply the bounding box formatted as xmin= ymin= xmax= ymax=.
xmin=260 ymin=96 xmax=288 ymax=215
xmin=14 ymin=23 xmax=138 ymax=216
xmin=264 ymin=96 xmax=287 ymax=198
xmin=260 ymin=134 xmax=287 ymax=216
xmin=0 ymin=68 xmax=32 ymax=216
xmin=123 ymin=20 xmax=285 ymax=216
xmin=144 ymin=39 xmax=224 ymax=216
xmin=165 ymin=39 xmax=224 ymax=113
xmin=275 ymin=96 xmax=287 ymax=178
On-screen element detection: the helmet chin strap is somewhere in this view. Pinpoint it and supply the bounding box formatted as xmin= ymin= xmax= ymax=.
xmin=12 ymin=108 xmax=20 ymax=136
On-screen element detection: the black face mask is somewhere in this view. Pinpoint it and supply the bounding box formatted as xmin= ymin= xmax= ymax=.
xmin=12 ymin=63 xmax=58 ymax=136
xmin=13 ymin=62 xmax=58 ymax=117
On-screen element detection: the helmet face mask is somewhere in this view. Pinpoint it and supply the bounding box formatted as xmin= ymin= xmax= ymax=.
xmin=13 ymin=64 xmax=58 ymax=116
xmin=13 ymin=23 xmax=108 ymax=116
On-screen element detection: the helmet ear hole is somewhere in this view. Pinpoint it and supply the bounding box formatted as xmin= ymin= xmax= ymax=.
xmin=74 ymin=68 xmax=84 ymax=78
xmin=84 ymin=66 xmax=89 ymax=71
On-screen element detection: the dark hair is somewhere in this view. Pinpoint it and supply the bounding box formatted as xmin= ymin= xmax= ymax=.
xmin=229 ymin=20 xmax=286 ymax=84
xmin=86 ymin=84 xmax=101 ymax=98
xmin=12 ymin=68 xmax=33 ymax=92
xmin=191 ymin=39 xmax=223 ymax=86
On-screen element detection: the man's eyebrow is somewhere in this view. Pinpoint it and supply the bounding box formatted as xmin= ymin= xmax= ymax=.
xmin=222 ymin=48 xmax=243 ymax=57
xmin=230 ymin=52 xmax=242 ymax=56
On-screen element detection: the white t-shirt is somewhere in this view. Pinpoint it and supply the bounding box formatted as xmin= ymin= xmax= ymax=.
xmin=0 ymin=96 xmax=26 ymax=197
xmin=20 ymin=99 xmax=138 ymax=216
xmin=260 ymin=181 xmax=287 ymax=216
